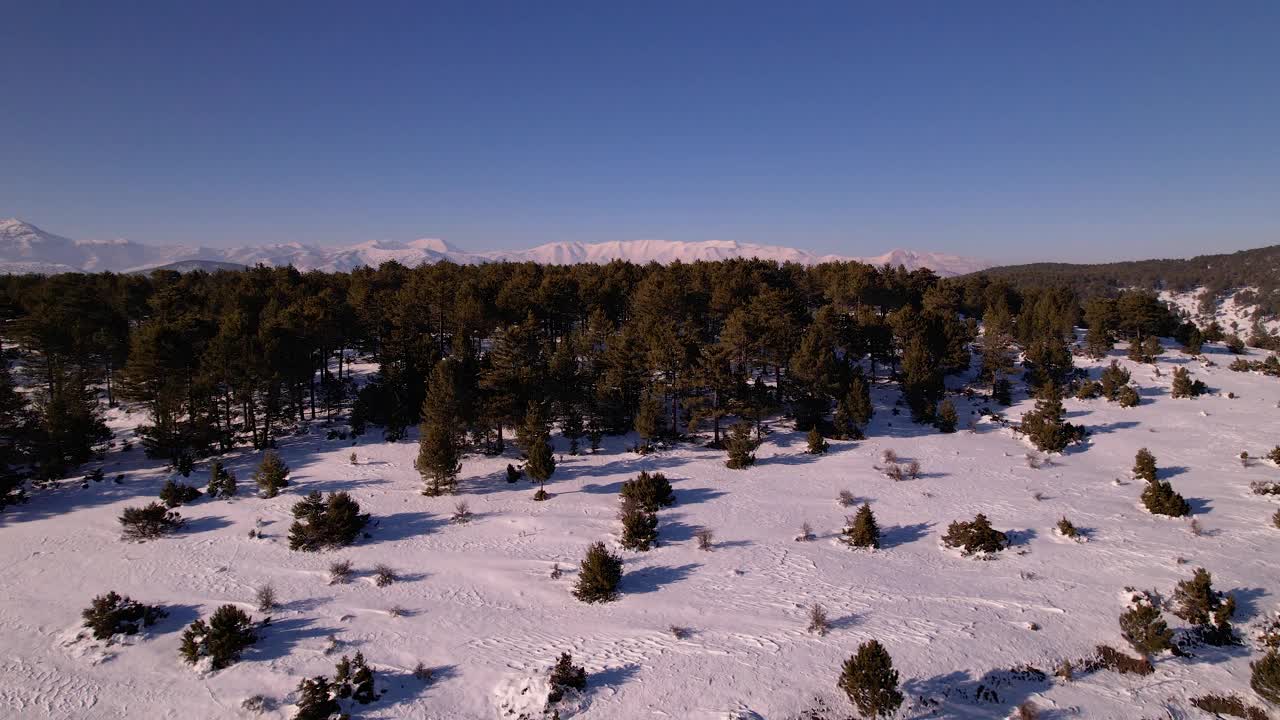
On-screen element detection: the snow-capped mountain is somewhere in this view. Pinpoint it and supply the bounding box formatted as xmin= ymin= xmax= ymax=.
xmin=0 ymin=219 xmax=991 ymax=276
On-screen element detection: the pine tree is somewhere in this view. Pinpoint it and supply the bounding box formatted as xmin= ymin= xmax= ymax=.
xmin=837 ymin=640 xmax=903 ymax=718
xmin=618 ymin=497 xmax=658 ymax=551
xmin=1172 ymin=567 xmax=1235 ymax=644
xmin=1099 ymin=361 xmax=1131 ymax=401
xmin=179 ymin=604 xmax=257 ymax=670
xmin=253 ymin=451 xmax=290 ymax=498
xmin=1170 ymin=367 xmax=1206 ymax=398
xmin=942 ymin=513 xmax=1009 ymax=555
xmin=547 ymin=652 xmax=587 ymax=705
xmin=1119 ymin=598 xmax=1173 ymax=655
xmin=1133 ymin=448 xmax=1157 ymax=483
xmin=900 ymin=337 xmax=942 ymax=422
xmin=293 ymin=676 xmax=345 ymax=720
xmin=992 ymin=376 xmax=1012 ymax=405
xmin=842 ymin=503 xmax=880 ymax=549
xmin=1020 ymin=383 xmax=1085 ymax=453
xmin=288 ymin=491 xmax=371 ymax=551
xmin=1141 ymin=480 xmax=1189 ymax=517
xmin=559 ymin=400 xmax=584 ymax=455
xmin=1252 ymin=650 xmax=1280 ymax=705
xmin=0 ymin=361 xmax=34 ymax=511
xmin=572 ymin=541 xmax=622 ymax=603
xmin=81 ymin=591 xmax=167 ymax=639
xmin=1116 ymin=384 xmax=1140 ymax=407
xmin=619 ymin=471 xmax=675 ymax=512
xmin=806 ymin=427 xmax=829 ymax=454
xmin=634 ymin=390 xmax=663 ymax=452
xmin=334 ymin=651 xmax=377 ymax=704
xmin=833 ymin=369 xmax=873 ymax=440
xmin=159 ymin=478 xmax=202 ymax=507
xmin=724 ymin=421 xmax=757 ymax=469
xmin=120 ymin=502 xmax=184 ymax=540
xmin=206 ymin=461 xmax=236 ymax=499
xmin=934 ymin=399 xmax=958 ymax=433
xmin=416 ymin=358 xmax=463 ymax=496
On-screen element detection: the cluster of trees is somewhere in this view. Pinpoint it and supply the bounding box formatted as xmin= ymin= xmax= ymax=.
xmin=0 ymin=259 xmax=1198 ymax=509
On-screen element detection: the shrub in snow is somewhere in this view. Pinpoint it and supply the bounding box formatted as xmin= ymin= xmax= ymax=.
xmin=724 ymin=422 xmax=757 ymax=469
xmin=1116 ymin=384 xmax=1140 ymax=407
xmin=1099 ymin=361 xmax=1131 ymax=400
xmin=179 ymin=604 xmax=257 ymax=670
xmin=505 ymin=463 xmax=522 ymax=483
xmin=1172 ymin=567 xmax=1235 ymax=645
xmin=451 ymin=500 xmax=472 ymax=524
xmin=1132 ymin=448 xmax=1157 ymax=483
xmin=806 ymin=427 xmax=829 ymax=454
xmin=797 ymin=521 xmax=815 ymax=542
xmin=1170 ymin=367 xmax=1207 ymax=398
xmin=1269 ymin=446 xmax=1280 ymax=465
xmin=334 ymin=651 xmax=377 ymax=703
xmin=572 ymin=541 xmax=622 ymax=603
xmin=413 ymin=662 xmax=434 ymax=683
xmin=1189 ymin=694 xmax=1268 ymax=720
xmin=619 ymin=471 xmax=675 ymax=512
xmin=841 ymin=503 xmax=880 ymax=549
xmin=547 ymin=651 xmax=587 ymax=705
xmin=1253 ymin=650 xmax=1280 ymax=705
xmin=942 ymin=514 xmax=1009 ymax=555
xmin=934 ymin=399 xmax=958 ymax=433
xmin=328 ymin=559 xmax=354 ymax=585
xmin=158 ymin=479 xmax=201 ymax=508
xmin=1074 ymin=380 xmax=1101 ymax=400
xmin=81 ymin=591 xmax=167 ymax=640
xmin=838 ymin=489 xmax=856 ymax=507
xmin=837 ymin=639 xmax=903 ymax=718
xmin=205 ymin=461 xmax=237 ymax=499
xmin=807 ymin=603 xmax=830 ymax=636
xmin=288 ymin=491 xmax=370 ymax=551
xmin=1056 ymin=517 xmax=1078 ymax=538
xmin=1141 ymin=480 xmax=1190 ymax=518
xmin=618 ymin=497 xmax=658 ymax=551
xmin=120 ymin=502 xmax=184 ymax=540
xmin=1118 ymin=596 xmax=1172 ymax=656
xmin=253 ymin=452 xmax=289 ymax=498
xmin=293 ymin=676 xmax=342 ymax=720
xmin=1273 ymin=509 xmax=1280 ymax=530
xmin=255 ymin=584 xmax=277 ymax=612
xmin=694 ymin=527 xmax=714 ymax=551
xmin=1019 ymin=384 xmax=1085 ymax=453
xmin=373 ymin=564 xmax=396 ymax=587
xmin=1094 ymin=645 xmax=1153 ymax=675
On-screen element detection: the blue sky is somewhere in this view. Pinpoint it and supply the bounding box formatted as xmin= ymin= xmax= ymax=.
xmin=2 ymin=1 xmax=1277 ymax=262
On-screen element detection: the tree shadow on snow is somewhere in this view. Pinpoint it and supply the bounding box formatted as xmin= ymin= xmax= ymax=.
xmin=880 ymin=522 xmax=932 ymax=549
xmin=378 ymin=664 xmax=458 ymax=707
xmin=675 ymin=486 xmax=727 ymax=506
xmin=1085 ymin=420 xmax=1141 ymax=435
xmin=592 ymin=663 xmax=641 ymax=690
xmin=1186 ymin=497 xmax=1213 ymax=515
xmin=1158 ymin=465 xmax=1189 ymax=479
xmin=625 ymin=563 xmax=699 ymax=594
xmin=252 ymin=616 xmax=335 ymax=662
xmin=902 ymin=665 xmax=1053 ymax=716
xmin=368 ymin=512 xmax=447 ymax=543
xmin=182 ymin=514 xmax=233 ymax=534
xmin=1229 ymin=586 xmax=1268 ymax=621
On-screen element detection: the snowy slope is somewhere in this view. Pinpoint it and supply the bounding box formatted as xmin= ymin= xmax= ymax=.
xmin=0 ymin=219 xmax=991 ymax=276
xmin=1162 ymin=288 xmax=1280 ymax=338
xmin=1 ymin=341 xmax=1278 ymax=718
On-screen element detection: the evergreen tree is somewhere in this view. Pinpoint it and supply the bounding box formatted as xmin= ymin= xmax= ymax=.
xmin=1133 ymin=448 xmax=1158 ymax=483
xmin=724 ymin=421 xmax=757 ymax=469
xmin=179 ymin=604 xmax=257 ymax=670
xmin=1252 ymin=650 xmax=1280 ymax=705
xmin=900 ymin=337 xmax=942 ymax=422
xmin=832 ymin=369 xmax=872 ymax=440
xmin=1170 ymin=367 xmax=1206 ymax=398
xmin=618 ymin=496 xmax=658 ymax=551
xmin=416 ymin=358 xmax=463 ymax=496
xmin=1023 ymin=336 xmax=1073 ymax=388
xmin=992 ymin=376 xmax=1012 ymax=406
xmin=1099 ymin=361 xmax=1132 ymax=401
xmin=837 ymin=640 xmax=903 ymax=718
xmin=1116 ymin=384 xmax=1140 ymax=407
xmin=289 ymin=491 xmax=371 ymax=551
xmin=1119 ymin=598 xmax=1173 ymax=655
xmin=334 ymin=651 xmax=377 ymax=704
xmin=1172 ymin=567 xmax=1235 ymax=644
xmin=206 ymin=461 xmax=236 ymax=499
xmin=120 ymin=502 xmax=184 ymax=540
xmin=1141 ymin=480 xmax=1190 ymax=517
xmin=547 ymin=652 xmax=588 ymax=705
xmin=253 ymin=451 xmax=290 ymax=498
xmin=934 ymin=399 xmax=958 ymax=433
xmin=293 ymin=676 xmax=345 ymax=720
xmin=806 ymin=427 xmax=829 ymax=454
xmin=81 ymin=591 xmax=167 ymax=639
xmin=619 ymin=471 xmax=675 ymax=512
xmin=842 ymin=503 xmax=880 ymax=549
xmin=558 ymin=400 xmax=585 ymax=455
xmin=633 ymin=390 xmax=663 ymax=452
xmin=1020 ymin=383 xmax=1085 ymax=453
xmin=942 ymin=514 xmax=1009 ymax=555
xmin=572 ymin=541 xmax=622 ymax=603
xmin=159 ymin=478 xmax=202 ymax=507
xmin=0 ymin=362 xmax=34 ymax=511
xmin=1181 ymin=327 xmax=1204 ymax=355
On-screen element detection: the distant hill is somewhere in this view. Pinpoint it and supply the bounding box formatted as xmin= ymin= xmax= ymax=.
xmin=136 ymin=260 xmax=249 ymax=274
xmin=0 ymin=218 xmax=991 ymax=277
xmin=974 ymin=244 xmax=1280 ymax=317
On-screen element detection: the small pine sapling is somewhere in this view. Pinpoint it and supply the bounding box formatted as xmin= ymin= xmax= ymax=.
xmin=837 ymin=640 xmax=904 ymax=718
xmin=841 ymin=503 xmax=880 ymax=549
xmin=572 ymin=542 xmax=622 ymax=603
xmin=807 ymin=603 xmax=830 ymax=636
xmin=547 ymin=652 xmax=587 ymax=705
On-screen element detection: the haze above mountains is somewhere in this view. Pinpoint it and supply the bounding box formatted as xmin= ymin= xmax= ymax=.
xmin=0 ymin=219 xmax=991 ymax=276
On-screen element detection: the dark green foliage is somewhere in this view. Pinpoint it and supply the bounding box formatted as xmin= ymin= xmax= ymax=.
xmin=523 ymin=402 xmax=556 ymax=482
xmin=1128 ymin=336 xmax=1164 ymax=363
xmin=1020 ymin=383 xmax=1085 ymax=453
xmin=159 ymin=479 xmax=202 ymax=507
xmin=1119 ymin=598 xmax=1173 ymax=655
xmin=1141 ymin=480 xmax=1189 ymax=517
xmin=253 ymin=451 xmax=290 ymax=498
xmin=934 ymin=399 xmax=958 ymax=433
xmin=81 ymin=591 xmax=167 ymax=639
xmin=505 ymin=463 xmax=522 ymax=483
xmin=572 ymin=541 xmax=622 ymax=603
xmin=842 ymin=503 xmax=880 ymax=549
xmin=293 ymin=676 xmax=346 ymax=720
xmin=806 ymin=427 xmax=829 ymax=454
xmin=1269 ymin=446 xmax=1280 ymax=465
xmin=618 ymin=497 xmax=658 ymax=551
xmin=0 ymin=362 xmax=34 ymax=511
xmin=119 ymin=502 xmax=184 ymax=540
xmin=1023 ymin=336 xmax=1073 ymax=388
xmin=991 ymin=376 xmax=1012 ymax=405
xmin=1170 ymin=366 xmax=1207 ymax=398
xmin=619 ymin=471 xmax=675 ymax=512
xmin=1099 ymin=361 xmax=1131 ymax=401
xmin=1252 ymin=650 xmax=1280 ymax=705
xmin=724 ymin=422 xmax=757 ymax=469
xmin=1172 ymin=567 xmax=1235 ymax=644
xmin=942 ymin=513 xmax=1009 ymax=555
xmin=634 ymin=391 xmax=663 ymax=451
xmin=547 ymin=651 xmax=587 ymax=705
xmin=837 ymin=640 xmax=903 ymax=718
xmin=1116 ymin=384 xmax=1140 ymax=407
xmin=1132 ymin=448 xmax=1157 ymax=483
xmin=179 ymin=604 xmax=257 ymax=670
xmin=205 ymin=461 xmax=236 ymax=499
xmin=833 ymin=370 xmax=873 ymax=438
xmin=416 ymin=358 xmax=463 ymax=496
xmin=333 ymin=651 xmax=377 ymax=704
xmin=1094 ymin=645 xmax=1154 ymax=675
xmin=1074 ymin=380 xmax=1101 ymax=400
xmin=1056 ymin=516 xmax=1077 ymax=538
xmin=1189 ymin=694 xmax=1268 ymax=720
xmin=288 ymin=491 xmax=371 ymax=551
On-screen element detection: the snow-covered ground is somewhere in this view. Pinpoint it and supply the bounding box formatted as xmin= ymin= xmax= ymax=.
xmin=1162 ymin=288 xmax=1280 ymax=337
xmin=1 ymin=342 xmax=1278 ymax=719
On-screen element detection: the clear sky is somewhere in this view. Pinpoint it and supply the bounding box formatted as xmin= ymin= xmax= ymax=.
xmin=2 ymin=1 xmax=1277 ymax=262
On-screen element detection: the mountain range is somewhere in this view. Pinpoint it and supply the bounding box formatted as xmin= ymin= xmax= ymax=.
xmin=0 ymin=219 xmax=992 ymax=276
